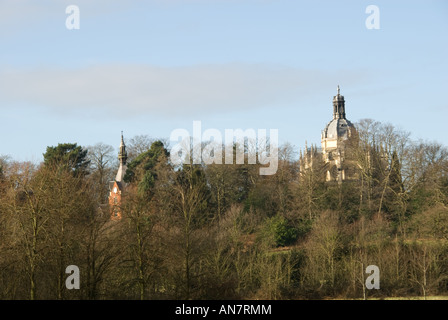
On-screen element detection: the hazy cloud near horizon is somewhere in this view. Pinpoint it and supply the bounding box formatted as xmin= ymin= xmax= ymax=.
xmin=0 ymin=63 xmax=368 ymax=119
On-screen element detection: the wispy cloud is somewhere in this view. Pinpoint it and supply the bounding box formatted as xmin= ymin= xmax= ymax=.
xmin=0 ymin=63 xmax=368 ymax=119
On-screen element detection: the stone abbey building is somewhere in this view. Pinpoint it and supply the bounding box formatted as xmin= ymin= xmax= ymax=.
xmin=300 ymin=86 xmax=359 ymax=184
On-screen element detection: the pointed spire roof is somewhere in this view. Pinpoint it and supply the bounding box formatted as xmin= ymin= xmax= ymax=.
xmin=120 ymin=131 xmax=125 ymax=145
xmin=118 ymin=131 xmax=127 ymax=166
xmin=116 ymin=131 xmax=127 ymax=183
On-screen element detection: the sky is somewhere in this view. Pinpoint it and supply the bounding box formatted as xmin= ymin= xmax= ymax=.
xmin=0 ymin=0 xmax=447 ymax=162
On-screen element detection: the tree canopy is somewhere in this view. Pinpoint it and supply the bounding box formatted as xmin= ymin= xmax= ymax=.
xmin=43 ymin=143 xmax=90 ymax=176
xmin=1 ymin=123 xmax=448 ymax=300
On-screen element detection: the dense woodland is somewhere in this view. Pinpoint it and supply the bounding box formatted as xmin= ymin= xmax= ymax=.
xmin=1 ymin=118 xmax=448 ymax=300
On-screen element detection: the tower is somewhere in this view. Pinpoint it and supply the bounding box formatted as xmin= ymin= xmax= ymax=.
xmin=109 ymin=132 xmax=127 ymax=220
xmin=321 ymin=86 xmax=357 ymax=183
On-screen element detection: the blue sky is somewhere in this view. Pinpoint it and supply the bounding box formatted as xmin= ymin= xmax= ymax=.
xmin=1 ymin=0 xmax=447 ymax=162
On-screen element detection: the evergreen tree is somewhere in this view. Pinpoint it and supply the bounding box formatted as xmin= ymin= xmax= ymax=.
xmin=43 ymin=143 xmax=90 ymax=176
xmin=123 ymin=140 xmax=169 ymax=195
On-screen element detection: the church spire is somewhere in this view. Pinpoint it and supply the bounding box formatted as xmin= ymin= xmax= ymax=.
xmin=333 ymin=85 xmax=346 ymax=120
xmin=118 ymin=131 xmax=127 ymax=166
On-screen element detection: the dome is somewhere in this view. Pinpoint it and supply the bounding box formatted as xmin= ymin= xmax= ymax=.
xmin=322 ymin=118 xmax=354 ymax=140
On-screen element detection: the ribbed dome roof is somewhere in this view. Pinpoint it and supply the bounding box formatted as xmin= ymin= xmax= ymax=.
xmin=322 ymin=118 xmax=354 ymax=140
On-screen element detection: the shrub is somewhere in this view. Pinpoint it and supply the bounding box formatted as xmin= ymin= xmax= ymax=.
xmin=262 ymin=215 xmax=299 ymax=247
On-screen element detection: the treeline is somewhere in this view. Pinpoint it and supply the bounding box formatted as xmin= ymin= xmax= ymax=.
xmin=0 ymin=118 xmax=448 ymax=300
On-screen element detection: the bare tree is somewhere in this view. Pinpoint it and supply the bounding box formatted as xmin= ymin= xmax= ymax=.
xmin=298 ymin=145 xmax=326 ymax=220
xmin=304 ymin=211 xmax=342 ymax=292
xmin=126 ymin=135 xmax=156 ymax=161
xmin=87 ymin=143 xmax=115 ymax=203
xmin=3 ymin=161 xmax=45 ymax=300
